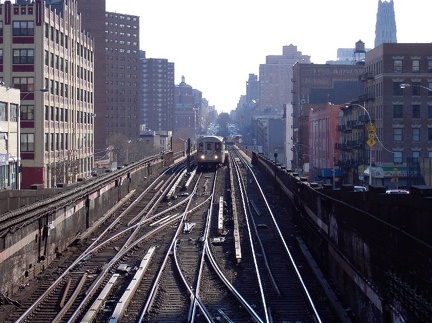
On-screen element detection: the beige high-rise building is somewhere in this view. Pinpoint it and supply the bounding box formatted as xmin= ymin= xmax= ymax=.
xmin=0 ymin=0 xmax=94 ymax=188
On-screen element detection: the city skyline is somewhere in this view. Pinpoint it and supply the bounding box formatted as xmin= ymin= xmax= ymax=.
xmin=106 ymin=0 xmax=432 ymax=113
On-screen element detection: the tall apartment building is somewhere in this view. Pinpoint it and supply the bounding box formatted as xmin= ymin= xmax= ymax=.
xmin=246 ymin=73 xmax=259 ymax=105
xmin=343 ymin=43 xmax=432 ymax=187
xmin=255 ymin=45 xmax=310 ymax=163
xmin=375 ymin=0 xmax=397 ymax=47
xmin=77 ymin=0 xmax=142 ymax=153
xmin=0 ymin=0 xmax=94 ymax=189
xmin=140 ymin=51 xmax=175 ymax=132
xmin=258 ymin=44 xmax=310 ymax=116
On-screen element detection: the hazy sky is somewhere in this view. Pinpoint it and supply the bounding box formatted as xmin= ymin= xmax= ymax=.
xmin=106 ymin=0 xmax=431 ymax=113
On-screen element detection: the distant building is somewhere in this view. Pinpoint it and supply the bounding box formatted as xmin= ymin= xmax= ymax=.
xmin=258 ymin=44 xmax=310 ymax=116
xmin=253 ymin=117 xmax=285 ymax=163
xmin=77 ymin=0 xmax=142 ymax=152
xmin=290 ymin=63 xmax=365 ymax=170
xmin=326 ymin=41 xmax=371 ymax=65
xmin=174 ymin=76 xmax=198 ymax=141
xmin=140 ymin=52 xmax=175 ymax=132
xmin=255 ymin=45 xmax=310 ymax=161
xmin=139 ymin=130 xmax=172 ymax=153
xmin=375 ymin=0 xmax=397 ymax=47
xmin=246 ymin=73 xmax=259 ymax=105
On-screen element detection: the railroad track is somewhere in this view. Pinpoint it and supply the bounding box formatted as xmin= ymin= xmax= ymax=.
xmin=2 ymin=150 xmax=347 ymax=322
xmin=6 ymin=162 xmax=192 ymax=322
xmin=230 ymin=146 xmax=344 ymax=322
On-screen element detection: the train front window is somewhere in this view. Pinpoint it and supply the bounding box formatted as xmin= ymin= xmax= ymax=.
xmin=215 ymin=143 xmax=220 ymax=150
xmin=206 ymin=143 xmax=212 ymax=150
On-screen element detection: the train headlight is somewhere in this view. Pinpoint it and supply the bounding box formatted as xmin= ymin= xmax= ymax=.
xmin=214 ymin=155 xmax=219 ymax=160
xmin=200 ymin=155 xmax=205 ymax=160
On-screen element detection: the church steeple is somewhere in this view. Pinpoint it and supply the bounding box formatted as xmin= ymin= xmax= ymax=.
xmin=375 ymin=0 xmax=397 ymax=47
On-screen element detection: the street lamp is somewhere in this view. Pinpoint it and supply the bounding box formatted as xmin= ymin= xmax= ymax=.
xmin=345 ymin=103 xmax=374 ymax=186
xmin=400 ymin=83 xmax=432 ymax=91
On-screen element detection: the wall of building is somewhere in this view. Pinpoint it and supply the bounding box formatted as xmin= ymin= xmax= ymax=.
xmin=0 ymin=87 xmax=20 ymax=189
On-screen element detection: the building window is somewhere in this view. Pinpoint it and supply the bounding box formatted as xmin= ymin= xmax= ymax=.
xmin=429 ymin=60 xmax=432 ymax=73
xmin=393 ymin=82 xmax=403 ymax=96
xmin=412 ymin=105 xmax=421 ymax=118
xmin=0 ymin=21 xmax=3 ymax=36
xmin=13 ymin=77 xmax=34 ymax=92
xmin=429 ymin=105 xmax=432 ymax=118
xmin=0 ymin=49 xmax=3 ymax=64
xmin=412 ymin=151 xmax=420 ymax=159
xmin=21 ymin=105 xmax=34 ymax=120
xmin=413 ymin=128 xmax=420 ymax=141
xmin=12 ymin=21 xmax=34 ymax=36
xmin=44 ymin=50 xmax=49 ymax=66
xmin=411 ymin=82 xmax=421 ymax=96
xmin=393 ymin=59 xmax=403 ymax=73
xmin=428 ymin=128 xmax=432 ymax=141
xmin=393 ymin=128 xmax=403 ymax=141
xmin=0 ymin=102 xmax=7 ymax=121
xmin=10 ymin=103 xmax=17 ymax=122
xmin=45 ymin=133 xmax=49 ymax=151
xmin=393 ymin=104 xmax=403 ymax=118
xmin=13 ymin=49 xmax=34 ymax=64
xmin=393 ymin=151 xmax=403 ymax=164
xmin=21 ymin=133 xmax=35 ymax=152
xmin=412 ymin=60 xmax=420 ymax=73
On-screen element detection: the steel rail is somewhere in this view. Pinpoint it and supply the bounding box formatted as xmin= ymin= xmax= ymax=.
xmin=236 ymin=147 xmax=323 ymax=323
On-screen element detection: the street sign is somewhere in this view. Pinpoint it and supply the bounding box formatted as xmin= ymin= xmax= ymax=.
xmin=367 ymin=124 xmax=376 ymax=131
xmin=366 ymin=138 xmax=376 ymax=147
xmin=367 ymin=123 xmax=376 ymax=147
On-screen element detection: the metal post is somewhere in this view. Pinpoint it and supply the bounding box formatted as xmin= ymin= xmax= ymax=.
xmin=369 ymin=146 xmax=372 ymax=186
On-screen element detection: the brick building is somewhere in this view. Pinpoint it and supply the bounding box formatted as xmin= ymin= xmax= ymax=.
xmin=291 ymin=63 xmax=365 ymax=170
xmin=344 ymin=43 xmax=432 ymax=188
xmin=77 ymin=0 xmax=142 ymax=153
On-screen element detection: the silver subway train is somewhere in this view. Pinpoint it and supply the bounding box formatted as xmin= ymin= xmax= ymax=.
xmin=196 ymin=135 xmax=227 ymax=169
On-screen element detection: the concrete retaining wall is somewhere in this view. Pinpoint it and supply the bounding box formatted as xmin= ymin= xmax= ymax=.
xmin=0 ymin=159 xmax=163 ymax=297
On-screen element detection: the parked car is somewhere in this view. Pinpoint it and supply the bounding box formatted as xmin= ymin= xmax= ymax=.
xmin=354 ymin=186 xmax=367 ymax=192
xmin=385 ymin=189 xmax=409 ymax=194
